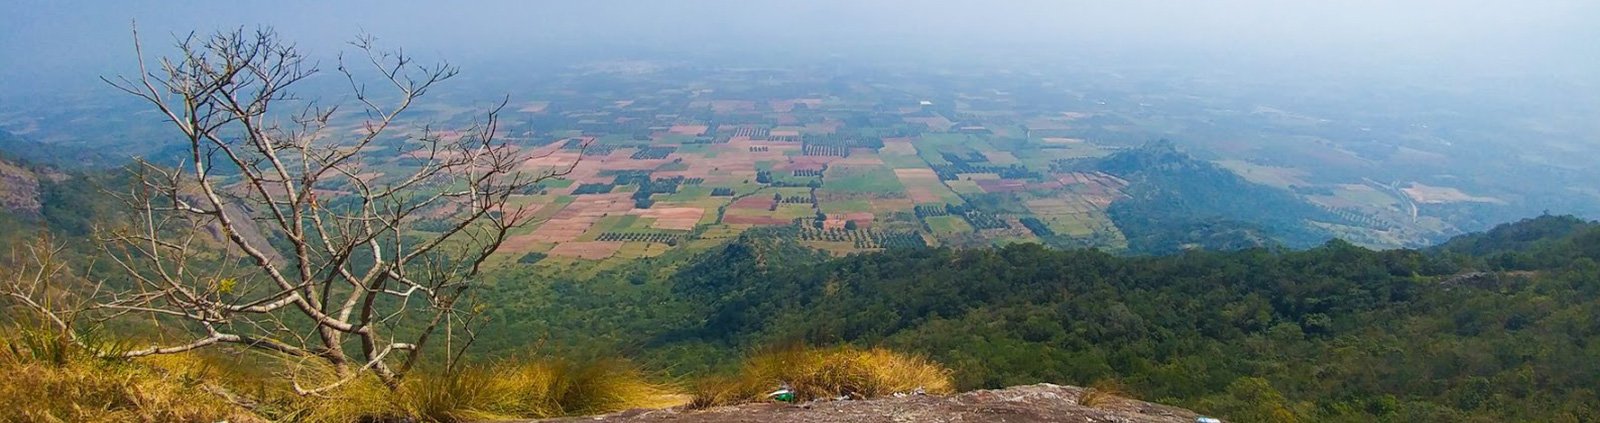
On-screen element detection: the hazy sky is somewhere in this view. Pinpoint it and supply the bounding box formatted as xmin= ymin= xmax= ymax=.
xmin=2 ymin=0 xmax=1597 ymax=95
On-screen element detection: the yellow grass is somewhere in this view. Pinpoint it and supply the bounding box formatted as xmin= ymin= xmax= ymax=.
xmin=1 ymin=326 xmax=687 ymax=423
xmin=690 ymin=345 xmax=954 ymax=408
xmin=1078 ymin=378 xmax=1132 ymax=409
xmin=0 ymin=327 xmax=256 ymax=423
xmin=392 ymin=358 xmax=687 ymax=422
xmin=258 ymin=355 xmax=687 ymax=422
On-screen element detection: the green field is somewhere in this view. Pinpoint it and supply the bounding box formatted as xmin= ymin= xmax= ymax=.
xmin=818 ymin=198 xmax=873 ymax=214
xmin=824 ymin=165 xmax=903 ymax=194
xmin=658 ymin=186 xmax=711 ymax=202
xmin=881 ymin=153 xmax=927 ymax=169
xmin=925 ymin=215 xmax=973 ymax=234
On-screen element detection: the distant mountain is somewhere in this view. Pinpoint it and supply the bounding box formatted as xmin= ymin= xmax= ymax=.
xmin=0 ymin=127 xmax=121 ymax=169
xmin=1085 ymin=140 xmax=1340 ymax=254
xmin=1430 ymin=214 xmax=1599 ymax=270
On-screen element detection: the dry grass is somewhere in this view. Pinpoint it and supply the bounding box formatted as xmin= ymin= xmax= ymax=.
xmin=265 ymin=355 xmax=686 ymax=422
xmin=0 ymin=326 xmax=686 ymax=423
xmin=1078 ymin=378 xmax=1131 ymax=409
xmin=0 ymin=327 xmax=258 ymax=423
xmin=689 ymin=345 xmax=954 ymax=408
xmin=392 ymin=358 xmax=687 ymax=422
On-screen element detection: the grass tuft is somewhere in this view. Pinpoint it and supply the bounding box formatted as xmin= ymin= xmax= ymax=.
xmin=1078 ymin=378 xmax=1130 ymax=409
xmin=0 ymin=326 xmax=255 ymax=423
xmin=0 ymin=325 xmax=686 ymax=423
xmin=284 ymin=355 xmax=687 ymax=422
xmin=689 ymin=344 xmax=954 ymax=408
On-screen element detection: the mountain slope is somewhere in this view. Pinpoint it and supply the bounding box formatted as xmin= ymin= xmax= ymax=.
xmin=602 ymin=216 xmax=1600 ymax=421
xmin=1083 ymin=140 xmax=1341 ymax=253
xmin=0 ymin=156 xmax=41 ymax=218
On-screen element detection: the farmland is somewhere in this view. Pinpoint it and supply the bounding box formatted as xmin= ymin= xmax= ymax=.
xmin=368 ymin=60 xmax=1490 ymax=262
xmin=16 ymin=58 xmax=1529 ymax=264
xmin=458 ymin=89 xmax=1167 ymax=261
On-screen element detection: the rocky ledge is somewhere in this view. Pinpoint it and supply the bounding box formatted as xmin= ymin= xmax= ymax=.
xmin=534 ymin=383 xmax=1208 ymax=423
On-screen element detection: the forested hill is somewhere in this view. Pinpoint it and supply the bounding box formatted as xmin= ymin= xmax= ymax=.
xmin=495 ymin=215 xmax=1600 ymax=422
xmin=1085 ymin=141 xmax=1340 ymax=254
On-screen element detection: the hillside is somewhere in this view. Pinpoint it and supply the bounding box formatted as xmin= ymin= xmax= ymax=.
xmin=476 ymin=215 xmax=1600 ymax=422
xmin=0 ymin=156 xmax=41 ymax=218
xmin=3 ymin=119 xmax=1598 ymax=422
xmin=539 ymin=384 xmax=1203 ymax=423
xmin=1080 ymin=140 xmax=1340 ymax=253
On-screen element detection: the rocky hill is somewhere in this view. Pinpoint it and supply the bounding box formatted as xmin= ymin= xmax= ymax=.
xmin=0 ymin=157 xmax=41 ymax=217
xmin=533 ymin=384 xmax=1207 ymax=423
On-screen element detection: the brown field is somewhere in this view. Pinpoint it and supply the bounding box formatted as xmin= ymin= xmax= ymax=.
xmin=499 ymin=233 xmax=552 ymax=253
xmin=730 ymin=196 xmax=775 ymax=210
xmin=769 ymin=99 xmax=823 ymax=113
xmin=836 ymin=151 xmax=885 ymax=166
xmin=893 ymin=168 xmax=939 ymax=180
xmin=775 ymin=161 xmax=826 ymax=172
xmin=1403 ymin=183 xmax=1505 ymax=204
xmin=841 ymin=212 xmax=874 ymax=225
xmin=1027 ymin=198 xmax=1095 ymax=215
xmin=786 ymin=155 xmax=842 ymax=168
xmin=881 ymin=138 xmax=917 ymax=155
xmin=893 ymin=168 xmax=946 ymax=203
xmin=976 ymin=179 xmax=1026 ymax=193
xmin=1054 ymin=172 xmax=1129 ymax=208
xmin=1028 ymin=180 xmax=1066 ymax=191
xmin=631 ymin=207 xmax=704 ymax=231
xmin=722 ymin=215 xmax=790 ymax=225
xmin=668 ymin=124 xmax=709 ymax=136
xmin=904 ymin=188 xmax=939 ymax=203
xmin=526 ymin=193 xmax=634 ymax=242
xmin=982 ymin=151 xmax=1020 ymax=164
xmin=701 ymin=152 xmax=763 ymax=173
xmin=597 ymin=155 xmax=670 ymax=171
xmin=520 ymin=150 xmax=584 ymax=172
xmin=869 ymin=197 xmax=915 ymax=214
xmin=547 ymin=241 xmax=624 ymax=260
xmin=804 ymin=121 xmax=844 ymax=134
xmin=710 ymin=100 xmax=757 ymax=113
xmin=905 ymin=115 xmax=954 ymax=131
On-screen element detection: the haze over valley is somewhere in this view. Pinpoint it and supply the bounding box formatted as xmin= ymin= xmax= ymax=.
xmin=2 ymin=1 xmax=1599 ymax=422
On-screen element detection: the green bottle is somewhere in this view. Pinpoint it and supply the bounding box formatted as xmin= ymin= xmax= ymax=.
xmin=767 ymin=382 xmax=797 ymax=403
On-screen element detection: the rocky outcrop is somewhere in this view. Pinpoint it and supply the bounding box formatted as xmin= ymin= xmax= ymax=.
xmin=535 ymin=384 xmax=1208 ymax=423
xmin=0 ymin=158 xmax=41 ymax=217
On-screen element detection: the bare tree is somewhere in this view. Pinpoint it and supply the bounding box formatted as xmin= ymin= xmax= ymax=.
xmin=5 ymin=26 xmax=579 ymax=391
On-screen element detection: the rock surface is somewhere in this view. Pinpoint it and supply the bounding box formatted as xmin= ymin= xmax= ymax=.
xmin=534 ymin=384 xmax=1206 ymax=423
xmin=0 ymin=158 xmax=41 ymax=217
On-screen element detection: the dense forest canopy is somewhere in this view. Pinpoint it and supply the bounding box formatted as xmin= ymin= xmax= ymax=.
xmin=1086 ymin=140 xmax=1341 ymax=253
xmin=476 ymin=216 xmax=1600 ymax=422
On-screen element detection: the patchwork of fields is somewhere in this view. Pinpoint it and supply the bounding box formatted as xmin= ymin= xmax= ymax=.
xmin=462 ymin=96 xmax=1139 ymax=261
